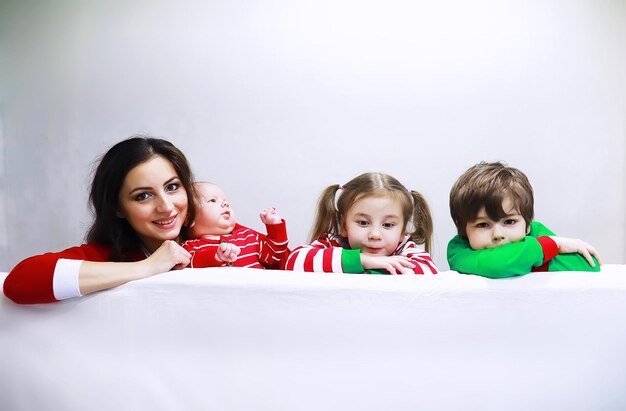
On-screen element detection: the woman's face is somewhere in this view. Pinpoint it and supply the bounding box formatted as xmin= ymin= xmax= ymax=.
xmin=117 ymin=155 xmax=188 ymax=253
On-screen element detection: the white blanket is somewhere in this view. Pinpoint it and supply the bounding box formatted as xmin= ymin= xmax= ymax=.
xmin=2 ymin=265 xmax=626 ymax=410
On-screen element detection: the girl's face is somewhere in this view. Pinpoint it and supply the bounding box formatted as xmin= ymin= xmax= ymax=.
xmin=465 ymin=196 xmax=529 ymax=250
xmin=340 ymin=195 xmax=405 ymax=256
xmin=117 ymin=155 xmax=188 ymax=253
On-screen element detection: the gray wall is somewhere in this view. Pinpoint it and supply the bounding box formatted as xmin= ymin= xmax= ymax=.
xmin=1 ymin=0 xmax=625 ymax=271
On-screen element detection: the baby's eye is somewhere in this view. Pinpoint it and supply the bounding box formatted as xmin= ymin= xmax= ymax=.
xmin=165 ymin=183 xmax=180 ymax=192
xmin=135 ymin=192 xmax=151 ymax=201
xmin=207 ymin=198 xmax=217 ymax=203
xmin=356 ymin=220 xmax=369 ymax=227
xmin=382 ymin=222 xmax=396 ymax=229
xmin=475 ymin=222 xmax=489 ymax=229
xmin=504 ymin=219 xmax=518 ymax=225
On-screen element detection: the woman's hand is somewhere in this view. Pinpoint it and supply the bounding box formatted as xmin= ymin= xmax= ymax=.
xmin=550 ymin=236 xmax=602 ymax=267
xmin=360 ymin=254 xmax=416 ymax=274
xmin=141 ymin=240 xmax=192 ymax=276
xmin=79 ymin=241 xmax=191 ymax=296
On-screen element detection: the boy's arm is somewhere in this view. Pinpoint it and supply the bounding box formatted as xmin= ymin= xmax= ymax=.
xmin=447 ymin=235 xmax=558 ymax=278
xmin=531 ymin=221 xmax=601 ymax=271
xmin=547 ymin=252 xmax=601 ymax=272
xmin=528 ymin=221 xmax=556 ymax=236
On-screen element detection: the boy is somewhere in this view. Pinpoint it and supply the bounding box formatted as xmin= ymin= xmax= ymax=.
xmin=447 ymin=162 xmax=601 ymax=278
xmin=182 ymin=182 xmax=289 ymax=269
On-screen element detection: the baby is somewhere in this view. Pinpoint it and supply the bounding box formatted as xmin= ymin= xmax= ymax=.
xmin=182 ymin=182 xmax=289 ymax=269
xmin=447 ymin=162 xmax=601 ymax=278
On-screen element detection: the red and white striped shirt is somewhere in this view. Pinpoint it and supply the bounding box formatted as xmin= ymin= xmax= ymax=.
xmin=285 ymin=234 xmax=438 ymax=274
xmin=183 ymin=221 xmax=289 ymax=269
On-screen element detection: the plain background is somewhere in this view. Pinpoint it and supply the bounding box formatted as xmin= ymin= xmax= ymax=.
xmin=0 ymin=0 xmax=624 ymax=271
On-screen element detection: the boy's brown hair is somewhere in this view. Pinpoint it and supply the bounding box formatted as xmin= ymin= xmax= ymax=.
xmin=449 ymin=161 xmax=534 ymax=237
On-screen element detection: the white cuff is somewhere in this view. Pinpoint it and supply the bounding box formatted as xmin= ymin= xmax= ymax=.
xmin=53 ymin=259 xmax=83 ymax=300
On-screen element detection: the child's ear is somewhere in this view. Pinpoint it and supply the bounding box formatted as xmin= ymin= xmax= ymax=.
xmin=526 ymin=223 xmax=531 ymax=235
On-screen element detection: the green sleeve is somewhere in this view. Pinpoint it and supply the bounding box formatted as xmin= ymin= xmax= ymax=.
xmin=530 ymin=221 xmax=600 ymax=272
xmin=528 ymin=221 xmax=556 ymax=237
xmin=447 ymin=235 xmax=546 ymax=278
xmin=341 ymin=249 xmax=365 ymax=273
xmin=549 ymin=253 xmax=601 ymax=272
xmin=365 ymin=269 xmax=389 ymax=275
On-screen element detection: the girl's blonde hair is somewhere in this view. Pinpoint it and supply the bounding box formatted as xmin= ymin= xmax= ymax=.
xmin=309 ymin=172 xmax=433 ymax=253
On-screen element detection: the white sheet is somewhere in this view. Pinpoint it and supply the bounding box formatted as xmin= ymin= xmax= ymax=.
xmin=2 ymin=265 xmax=626 ymax=410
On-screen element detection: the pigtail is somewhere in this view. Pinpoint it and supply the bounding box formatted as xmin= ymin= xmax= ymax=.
xmin=309 ymin=184 xmax=342 ymax=243
xmin=409 ymin=190 xmax=433 ymax=254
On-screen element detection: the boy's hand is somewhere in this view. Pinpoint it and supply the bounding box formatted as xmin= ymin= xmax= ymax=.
xmin=550 ymin=236 xmax=602 ymax=267
xmin=360 ymin=254 xmax=416 ymax=275
xmin=260 ymin=207 xmax=282 ymax=225
xmin=216 ymin=243 xmax=240 ymax=263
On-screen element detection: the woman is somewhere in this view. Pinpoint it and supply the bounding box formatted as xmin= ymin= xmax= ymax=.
xmin=3 ymin=136 xmax=197 ymax=304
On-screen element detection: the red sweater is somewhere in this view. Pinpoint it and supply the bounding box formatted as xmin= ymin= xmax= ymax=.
xmin=3 ymin=243 xmax=144 ymax=304
xmin=285 ymin=234 xmax=438 ymax=274
xmin=182 ymin=221 xmax=289 ymax=269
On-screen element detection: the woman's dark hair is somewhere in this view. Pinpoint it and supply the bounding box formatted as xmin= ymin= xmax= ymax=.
xmin=85 ymin=136 xmax=196 ymax=261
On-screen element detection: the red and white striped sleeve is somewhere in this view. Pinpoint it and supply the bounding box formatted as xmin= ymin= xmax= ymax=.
xmin=284 ymin=236 xmax=365 ymax=273
xmin=398 ymin=241 xmax=438 ymax=274
xmin=183 ymin=239 xmax=223 ymax=268
xmin=285 ymin=237 xmax=342 ymax=272
xmin=258 ymin=220 xmax=289 ymax=268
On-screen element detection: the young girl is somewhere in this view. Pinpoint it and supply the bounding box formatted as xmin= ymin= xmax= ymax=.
xmin=285 ymin=172 xmax=437 ymax=274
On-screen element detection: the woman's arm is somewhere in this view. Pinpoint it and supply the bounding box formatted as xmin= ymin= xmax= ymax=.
xmin=4 ymin=240 xmax=190 ymax=304
xmin=4 ymin=243 xmax=112 ymax=304
xmin=79 ymin=240 xmax=191 ymax=294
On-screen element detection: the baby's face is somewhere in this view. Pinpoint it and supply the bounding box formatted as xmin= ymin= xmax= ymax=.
xmin=465 ymin=196 xmax=528 ymax=250
xmin=189 ymin=183 xmax=236 ymax=238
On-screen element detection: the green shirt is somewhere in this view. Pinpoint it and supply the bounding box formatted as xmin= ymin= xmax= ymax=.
xmin=447 ymin=221 xmax=600 ymax=278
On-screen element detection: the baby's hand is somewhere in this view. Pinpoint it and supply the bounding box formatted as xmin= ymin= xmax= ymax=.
xmin=550 ymin=236 xmax=602 ymax=267
xmin=260 ymin=207 xmax=282 ymax=225
xmin=360 ymin=254 xmax=416 ymax=275
xmin=216 ymin=242 xmax=240 ymax=263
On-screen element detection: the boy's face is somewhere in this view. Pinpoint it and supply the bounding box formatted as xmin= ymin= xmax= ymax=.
xmin=189 ymin=183 xmax=236 ymax=238
xmin=465 ymin=196 xmax=529 ymax=250
xmin=340 ymin=195 xmax=405 ymax=256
